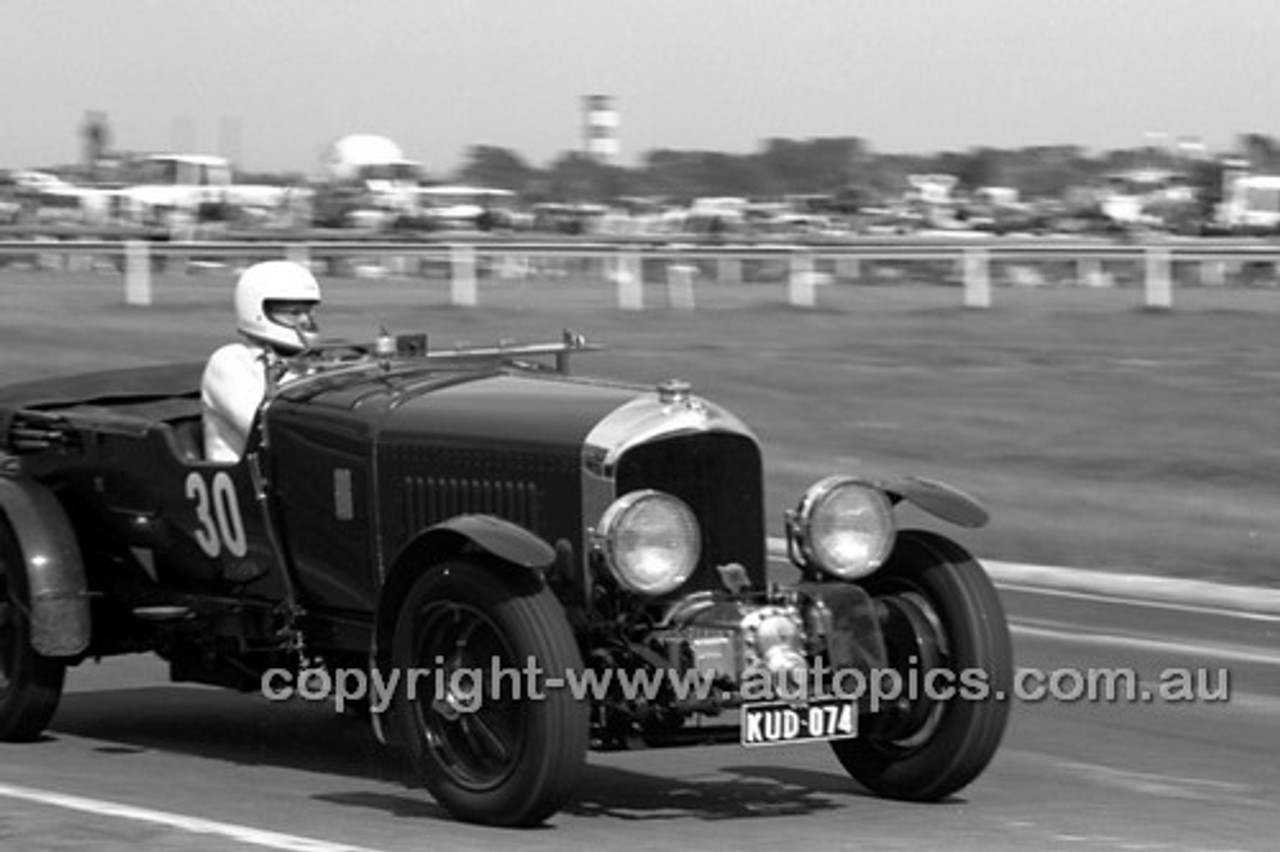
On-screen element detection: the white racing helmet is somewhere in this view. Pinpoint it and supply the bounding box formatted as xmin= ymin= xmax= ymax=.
xmin=234 ymin=261 xmax=322 ymax=352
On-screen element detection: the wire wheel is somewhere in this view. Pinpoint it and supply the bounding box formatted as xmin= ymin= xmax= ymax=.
xmin=831 ymin=530 xmax=1013 ymax=801
xmin=391 ymin=557 xmax=588 ymax=825
xmin=410 ymin=600 xmax=523 ymax=790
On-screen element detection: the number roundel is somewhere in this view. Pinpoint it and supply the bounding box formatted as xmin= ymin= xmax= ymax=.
xmin=185 ymin=471 xmax=247 ymax=558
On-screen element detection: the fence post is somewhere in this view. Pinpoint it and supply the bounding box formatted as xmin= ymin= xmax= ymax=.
xmin=496 ymin=252 xmax=528 ymax=281
xmin=1199 ymin=259 xmax=1226 ymax=287
xmin=667 ymin=263 xmax=697 ymax=311
xmin=788 ymin=252 xmax=816 ymax=308
xmin=285 ymin=243 xmax=311 ymax=269
xmin=1078 ymin=256 xmax=1111 ymax=288
xmin=834 ymin=255 xmax=861 ymax=284
xmin=385 ymin=254 xmax=410 ymax=278
xmin=124 ymin=239 xmax=152 ymax=306
xmin=962 ymin=247 xmax=991 ymax=308
xmin=716 ymin=256 xmax=742 ymax=286
xmin=167 ymin=218 xmax=194 ymax=274
xmin=32 ymin=236 xmax=60 ymax=271
xmin=67 ymin=238 xmax=93 ymax=273
xmin=449 ymin=243 xmax=477 ymax=307
xmin=615 ymin=252 xmax=644 ymax=310
xmin=1143 ymin=247 xmax=1173 ymax=310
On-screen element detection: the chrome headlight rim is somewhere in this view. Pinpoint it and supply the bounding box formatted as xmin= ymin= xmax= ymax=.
xmin=788 ymin=475 xmax=896 ymax=580
xmin=596 ymin=489 xmax=701 ymax=596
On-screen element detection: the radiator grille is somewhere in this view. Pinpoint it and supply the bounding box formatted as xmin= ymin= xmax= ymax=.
xmin=616 ymin=432 xmax=766 ymax=593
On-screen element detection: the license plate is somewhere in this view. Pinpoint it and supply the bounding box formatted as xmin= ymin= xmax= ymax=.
xmin=740 ymin=698 xmax=858 ymax=747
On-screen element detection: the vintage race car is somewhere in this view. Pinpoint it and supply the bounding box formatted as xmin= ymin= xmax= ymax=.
xmin=0 ymin=330 xmax=1012 ymax=826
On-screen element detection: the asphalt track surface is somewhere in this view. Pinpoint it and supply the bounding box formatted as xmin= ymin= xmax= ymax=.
xmin=0 ymin=559 xmax=1276 ymax=852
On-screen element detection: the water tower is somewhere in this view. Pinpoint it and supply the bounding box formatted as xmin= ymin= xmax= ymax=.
xmin=81 ymin=110 xmax=111 ymax=173
xmin=582 ymin=95 xmax=620 ymax=166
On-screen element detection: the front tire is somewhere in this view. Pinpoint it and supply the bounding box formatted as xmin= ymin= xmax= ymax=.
xmin=390 ymin=558 xmax=589 ymax=826
xmin=0 ymin=519 xmax=67 ymax=742
xmin=831 ymin=529 xmax=1012 ymax=801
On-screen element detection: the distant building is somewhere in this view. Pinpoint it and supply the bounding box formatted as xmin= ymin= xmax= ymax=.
xmin=582 ymin=95 xmax=620 ymax=166
xmin=907 ymin=174 xmax=958 ymax=206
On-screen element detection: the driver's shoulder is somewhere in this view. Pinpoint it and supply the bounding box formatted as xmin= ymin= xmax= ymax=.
xmin=205 ymin=340 xmax=267 ymax=376
xmin=211 ymin=339 xmax=266 ymax=360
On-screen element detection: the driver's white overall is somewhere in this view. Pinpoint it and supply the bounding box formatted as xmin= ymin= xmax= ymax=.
xmin=201 ymin=341 xmax=285 ymax=463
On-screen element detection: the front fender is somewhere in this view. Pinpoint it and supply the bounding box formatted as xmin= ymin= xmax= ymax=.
xmin=0 ymin=477 xmax=90 ymax=657
xmin=416 ymin=514 xmax=557 ymax=570
xmin=884 ymin=475 xmax=989 ymax=529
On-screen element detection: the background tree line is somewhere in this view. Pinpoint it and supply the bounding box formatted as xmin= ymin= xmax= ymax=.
xmin=444 ymin=134 xmax=1280 ymax=208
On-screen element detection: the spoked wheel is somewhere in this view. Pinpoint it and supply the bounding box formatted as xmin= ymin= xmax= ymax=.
xmin=391 ymin=558 xmax=588 ymax=826
xmin=831 ymin=529 xmax=1012 ymax=801
xmin=0 ymin=520 xmax=67 ymax=742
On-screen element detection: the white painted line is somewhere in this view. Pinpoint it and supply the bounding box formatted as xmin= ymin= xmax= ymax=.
xmin=1010 ymin=622 xmax=1280 ymax=666
xmin=0 ymin=782 xmax=387 ymax=852
xmin=983 ymin=559 xmax=1280 ymax=617
xmin=997 ymin=581 xmax=1280 ymax=623
xmin=1221 ymin=690 xmax=1280 ymax=716
xmin=766 ymin=537 xmax=1280 ymax=617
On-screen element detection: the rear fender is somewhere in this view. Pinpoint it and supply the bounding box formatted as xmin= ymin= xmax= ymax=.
xmin=0 ymin=477 xmax=90 ymax=657
xmin=369 ymin=514 xmax=555 ymax=744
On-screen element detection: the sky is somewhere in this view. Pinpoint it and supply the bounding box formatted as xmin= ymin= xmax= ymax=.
xmin=9 ymin=0 xmax=1280 ymax=177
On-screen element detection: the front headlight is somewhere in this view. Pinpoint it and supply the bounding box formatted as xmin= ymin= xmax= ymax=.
xmin=595 ymin=490 xmax=701 ymax=595
xmin=788 ymin=476 xmax=895 ymax=580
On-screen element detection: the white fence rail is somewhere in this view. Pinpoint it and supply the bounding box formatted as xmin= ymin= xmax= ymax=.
xmin=3 ymin=236 xmax=1280 ymax=310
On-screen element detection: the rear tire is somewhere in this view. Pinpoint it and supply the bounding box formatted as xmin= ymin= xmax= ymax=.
xmin=831 ymin=530 xmax=1012 ymax=800
xmin=0 ymin=519 xmax=67 ymax=742
xmin=390 ymin=558 xmax=588 ymax=826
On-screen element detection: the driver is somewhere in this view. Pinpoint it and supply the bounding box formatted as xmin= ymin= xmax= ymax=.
xmin=201 ymin=260 xmax=321 ymax=462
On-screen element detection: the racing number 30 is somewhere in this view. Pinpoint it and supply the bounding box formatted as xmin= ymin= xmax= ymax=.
xmin=185 ymin=471 xmax=247 ymax=558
